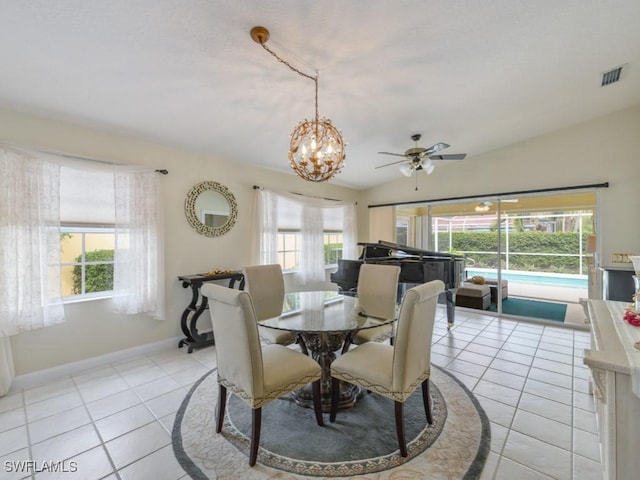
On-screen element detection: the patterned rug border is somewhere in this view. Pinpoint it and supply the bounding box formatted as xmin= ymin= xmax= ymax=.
xmin=172 ymin=365 xmax=491 ymax=479
xmin=221 ymin=379 xmax=447 ymax=475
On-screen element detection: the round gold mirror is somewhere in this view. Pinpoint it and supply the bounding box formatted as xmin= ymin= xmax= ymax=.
xmin=185 ymin=181 xmax=238 ymax=237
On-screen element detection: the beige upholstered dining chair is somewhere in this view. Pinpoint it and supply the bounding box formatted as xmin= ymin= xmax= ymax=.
xmin=330 ymin=279 xmax=445 ymax=457
xmin=350 ymin=263 xmax=401 ymax=346
xmin=201 ymin=283 xmax=323 ymax=467
xmin=242 ymin=264 xmax=295 ymax=346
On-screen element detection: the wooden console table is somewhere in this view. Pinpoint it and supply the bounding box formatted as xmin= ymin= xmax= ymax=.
xmin=177 ymin=272 xmax=244 ymax=352
xmin=583 ymin=299 xmax=640 ymax=480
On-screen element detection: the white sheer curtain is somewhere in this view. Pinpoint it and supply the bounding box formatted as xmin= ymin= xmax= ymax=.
xmin=112 ymin=167 xmax=165 ymax=320
xmin=253 ymin=187 xmax=357 ymax=287
xmin=0 ymin=147 xmax=65 ymax=335
xmin=338 ymin=203 xmax=358 ymax=260
xmin=252 ymin=188 xmax=278 ymax=265
xmin=0 ymin=147 xmax=65 ymax=395
xmin=300 ymin=202 xmax=325 ymax=284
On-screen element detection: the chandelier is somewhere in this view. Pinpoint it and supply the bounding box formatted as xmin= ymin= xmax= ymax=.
xmin=250 ymin=26 xmax=346 ymax=182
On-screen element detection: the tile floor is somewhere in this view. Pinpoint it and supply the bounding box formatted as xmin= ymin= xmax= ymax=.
xmin=0 ymin=306 xmax=602 ymax=480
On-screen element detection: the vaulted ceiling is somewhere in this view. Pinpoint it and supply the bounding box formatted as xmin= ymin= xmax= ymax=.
xmin=1 ymin=1 xmax=639 ymax=189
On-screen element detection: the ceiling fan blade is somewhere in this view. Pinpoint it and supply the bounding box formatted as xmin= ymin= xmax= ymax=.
xmin=430 ymin=153 xmax=467 ymax=161
xmin=377 ymin=151 xmax=407 ymax=158
xmin=424 ymin=142 xmax=450 ymax=155
xmin=375 ymin=158 xmax=410 ymax=169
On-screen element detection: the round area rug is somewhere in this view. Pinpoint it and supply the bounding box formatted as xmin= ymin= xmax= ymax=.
xmin=173 ymin=365 xmax=490 ymax=479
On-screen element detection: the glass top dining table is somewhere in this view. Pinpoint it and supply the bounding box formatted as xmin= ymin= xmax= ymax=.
xmin=257 ymin=290 xmax=396 ymax=411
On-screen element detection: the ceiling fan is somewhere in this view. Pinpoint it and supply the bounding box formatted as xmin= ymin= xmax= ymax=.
xmin=475 ymin=199 xmax=519 ymax=212
xmin=376 ymin=134 xmax=467 ymax=177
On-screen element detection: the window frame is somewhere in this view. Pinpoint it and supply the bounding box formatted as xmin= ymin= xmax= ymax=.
xmin=276 ymin=229 xmax=345 ymax=272
xmin=59 ymin=224 xmax=116 ymax=302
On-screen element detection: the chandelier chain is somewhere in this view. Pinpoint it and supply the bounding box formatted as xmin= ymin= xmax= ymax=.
xmin=259 ymin=42 xmax=319 ymax=122
xmin=258 ymin=42 xmax=316 ymax=82
xmin=251 ymin=25 xmax=345 ymax=182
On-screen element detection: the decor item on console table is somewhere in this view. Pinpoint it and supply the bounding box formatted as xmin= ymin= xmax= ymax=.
xmin=177 ymin=271 xmax=244 ymax=353
xmin=583 ymin=299 xmax=640 ymax=480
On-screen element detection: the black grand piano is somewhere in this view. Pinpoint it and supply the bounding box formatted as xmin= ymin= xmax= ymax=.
xmin=330 ymin=240 xmax=465 ymax=329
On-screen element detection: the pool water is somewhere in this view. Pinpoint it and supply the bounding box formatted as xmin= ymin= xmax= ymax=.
xmin=465 ymin=269 xmax=588 ymax=288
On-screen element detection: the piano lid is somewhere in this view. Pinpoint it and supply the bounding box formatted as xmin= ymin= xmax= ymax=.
xmin=358 ymin=240 xmax=465 ymax=260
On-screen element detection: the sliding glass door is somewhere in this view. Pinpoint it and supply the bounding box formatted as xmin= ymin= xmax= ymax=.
xmin=395 ymin=191 xmax=597 ymax=324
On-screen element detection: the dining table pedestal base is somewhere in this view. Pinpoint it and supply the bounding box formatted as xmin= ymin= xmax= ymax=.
xmin=293 ymin=331 xmax=363 ymax=412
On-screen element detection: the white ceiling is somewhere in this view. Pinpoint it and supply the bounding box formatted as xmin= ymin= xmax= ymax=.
xmin=1 ymin=1 xmax=639 ymax=190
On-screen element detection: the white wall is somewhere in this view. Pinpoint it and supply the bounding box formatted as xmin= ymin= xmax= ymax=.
xmin=0 ymin=107 xmax=362 ymax=375
xmin=362 ymin=106 xmax=640 ymax=268
xmin=3 ymin=104 xmax=639 ymax=374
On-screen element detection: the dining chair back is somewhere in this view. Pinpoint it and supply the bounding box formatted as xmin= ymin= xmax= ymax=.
xmin=392 ymin=280 xmax=441 ymax=396
xmin=357 ymin=263 xmax=401 ymax=318
xmin=242 ymin=264 xmax=285 ymax=320
xmin=330 ymin=279 xmax=445 ymax=457
xmin=350 ymin=263 xmax=401 ymax=346
xmin=202 ymin=283 xmax=323 ymax=466
xmin=242 ymin=264 xmax=294 ymax=346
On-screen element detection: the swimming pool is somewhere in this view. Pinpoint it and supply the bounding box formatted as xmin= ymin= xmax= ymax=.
xmin=465 ymin=268 xmax=588 ymax=288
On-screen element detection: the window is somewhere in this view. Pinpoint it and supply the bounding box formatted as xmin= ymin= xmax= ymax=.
xmin=60 ymin=226 xmax=115 ymax=298
xmin=276 ymin=231 xmax=344 ymax=271
xmin=255 ymin=188 xmax=356 ymax=286
xmin=3 ymin=148 xmax=164 ymax=318
xmin=277 ymin=231 xmax=300 ymax=270
xmin=57 ymin=164 xmax=116 ymax=301
xmin=396 ymin=215 xmax=412 ymax=245
xmin=323 ymin=232 xmax=344 ymax=265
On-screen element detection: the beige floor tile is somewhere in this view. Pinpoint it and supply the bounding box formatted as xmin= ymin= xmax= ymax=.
xmin=105 ymin=421 xmax=170 ymax=469
xmin=518 ymin=392 xmax=572 ymax=425
xmin=31 ymin=424 xmax=101 ymax=464
xmin=511 ymin=410 xmax=572 ymax=450
xmin=503 ymin=430 xmax=572 ymax=479
xmin=495 ymin=456 xmax=556 ymax=479
xmin=573 ymin=454 xmax=604 ymax=480
xmin=94 ymin=404 xmax=155 ymax=442
xmin=86 ymin=390 xmax=142 ymax=421
xmin=117 ymin=445 xmax=185 ymax=480
xmin=27 ymin=406 xmax=91 ymax=445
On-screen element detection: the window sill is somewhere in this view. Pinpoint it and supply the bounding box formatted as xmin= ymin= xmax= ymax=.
xmin=62 ymin=293 xmax=113 ymax=305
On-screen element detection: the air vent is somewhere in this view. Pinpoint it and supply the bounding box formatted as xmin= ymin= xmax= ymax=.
xmin=601 ymin=65 xmax=623 ymax=87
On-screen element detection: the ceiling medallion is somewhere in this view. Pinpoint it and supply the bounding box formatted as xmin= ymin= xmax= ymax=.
xmin=251 ymin=26 xmax=346 ymax=182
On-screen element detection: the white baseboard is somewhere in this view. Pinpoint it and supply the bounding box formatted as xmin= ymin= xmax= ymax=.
xmin=12 ymin=336 xmax=183 ymax=391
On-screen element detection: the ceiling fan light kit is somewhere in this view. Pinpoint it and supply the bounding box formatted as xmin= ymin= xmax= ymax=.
xmin=399 ymin=164 xmax=414 ymax=177
xmin=250 ymin=26 xmax=346 ymax=183
xmin=475 ymin=202 xmax=491 ymax=212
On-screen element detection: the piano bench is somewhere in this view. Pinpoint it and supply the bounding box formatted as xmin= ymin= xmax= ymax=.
xmin=455 ymin=284 xmax=491 ymax=310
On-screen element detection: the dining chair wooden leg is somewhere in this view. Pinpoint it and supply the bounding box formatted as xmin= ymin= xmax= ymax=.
xmin=394 ymin=400 xmax=408 ymax=457
xmin=249 ymin=407 xmax=262 ymax=466
xmin=312 ymin=380 xmax=324 ymax=426
xmin=329 ymin=377 xmax=340 ymax=422
xmin=341 ymin=332 xmax=353 ymax=355
xmin=216 ymin=384 xmax=227 ymax=433
xmin=421 ymin=378 xmax=433 ymax=424
xmin=297 ymin=333 xmax=309 ymax=356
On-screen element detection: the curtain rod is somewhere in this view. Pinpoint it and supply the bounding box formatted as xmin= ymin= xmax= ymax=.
xmin=252 ymin=184 xmax=346 ymax=203
xmin=367 ymin=182 xmax=609 ymax=208
xmin=1 ymin=142 xmax=168 ymax=175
